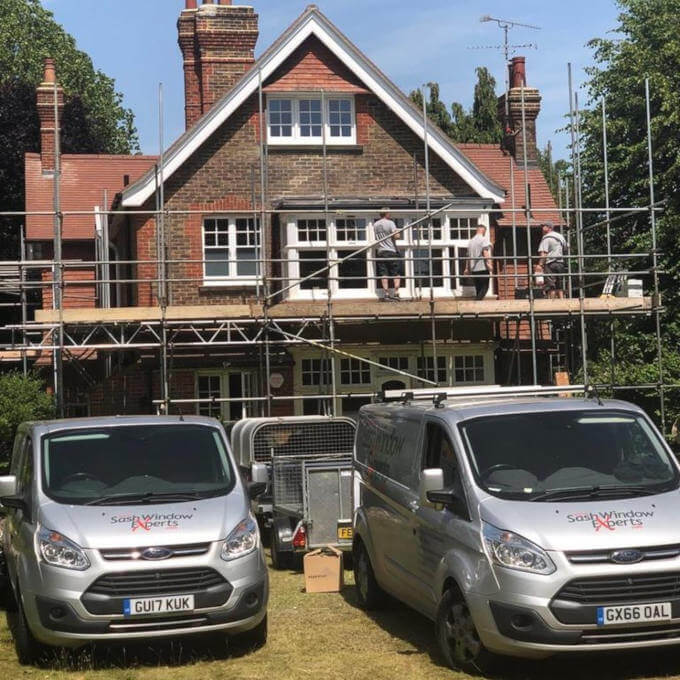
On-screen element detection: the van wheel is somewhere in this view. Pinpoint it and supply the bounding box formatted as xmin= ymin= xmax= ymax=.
xmin=230 ymin=614 xmax=267 ymax=651
xmin=353 ymin=540 xmax=385 ymax=610
xmin=7 ymin=592 xmax=48 ymax=666
xmin=436 ymin=588 xmax=497 ymax=675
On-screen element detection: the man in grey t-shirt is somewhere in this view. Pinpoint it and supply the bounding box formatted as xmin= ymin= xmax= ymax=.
xmin=538 ymin=221 xmax=567 ymax=299
xmin=373 ymin=208 xmax=402 ymax=301
xmin=464 ymin=225 xmax=493 ymax=300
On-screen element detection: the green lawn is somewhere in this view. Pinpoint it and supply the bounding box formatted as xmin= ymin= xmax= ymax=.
xmin=0 ymin=554 xmax=679 ymax=679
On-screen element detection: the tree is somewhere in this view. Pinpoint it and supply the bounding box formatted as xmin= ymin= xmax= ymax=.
xmin=0 ymin=0 xmax=139 ymax=258
xmin=577 ymin=0 xmax=680 ymax=428
xmin=409 ymin=67 xmax=502 ymax=144
xmin=0 ymin=372 xmax=54 ymax=467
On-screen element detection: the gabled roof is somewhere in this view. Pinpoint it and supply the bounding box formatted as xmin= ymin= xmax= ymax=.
xmin=122 ymin=5 xmax=506 ymax=208
xmin=25 ymin=153 xmax=157 ymax=240
xmin=457 ymin=144 xmax=561 ymax=227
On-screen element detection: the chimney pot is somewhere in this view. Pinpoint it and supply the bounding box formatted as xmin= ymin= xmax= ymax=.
xmin=43 ymin=57 xmax=56 ymax=84
xmin=509 ymin=56 xmax=526 ymax=88
xmin=218 ymin=0 xmax=232 ymax=4
xmin=185 ymin=0 xmax=197 ymax=8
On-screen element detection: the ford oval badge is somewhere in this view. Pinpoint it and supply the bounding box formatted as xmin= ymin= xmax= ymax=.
xmin=141 ymin=546 xmax=172 ymax=561
xmin=610 ymin=549 xmax=644 ymax=564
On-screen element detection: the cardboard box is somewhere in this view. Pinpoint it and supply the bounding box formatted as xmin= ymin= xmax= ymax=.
xmin=303 ymin=546 xmax=344 ymax=593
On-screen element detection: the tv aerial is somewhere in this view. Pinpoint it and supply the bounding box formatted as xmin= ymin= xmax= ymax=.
xmin=473 ymin=16 xmax=541 ymax=63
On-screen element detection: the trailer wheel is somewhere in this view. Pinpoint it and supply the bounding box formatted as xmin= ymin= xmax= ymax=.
xmin=353 ymin=539 xmax=385 ymax=610
xmin=270 ymin=526 xmax=291 ymax=570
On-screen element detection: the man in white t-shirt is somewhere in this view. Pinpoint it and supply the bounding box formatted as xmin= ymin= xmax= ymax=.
xmin=464 ymin=225 xmax=493 ymax=300
xmin=373 ymin=208 xmax=402 ymax=301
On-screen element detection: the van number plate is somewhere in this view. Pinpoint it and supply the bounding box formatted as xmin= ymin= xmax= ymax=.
xmin=596 ymin=602 xmax=671 ymax=626
xmin=123 ymin=595 xmax=195 ymax=616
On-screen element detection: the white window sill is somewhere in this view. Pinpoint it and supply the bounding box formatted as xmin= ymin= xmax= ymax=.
xmin=201 ymin=280 xmax=261 ymax=288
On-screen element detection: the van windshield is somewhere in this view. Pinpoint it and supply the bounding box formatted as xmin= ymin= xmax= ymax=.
xmin=459 ymin=410 xmax=678 ymax=501
xmin=41 ymin=424 xmax=235 ymax=505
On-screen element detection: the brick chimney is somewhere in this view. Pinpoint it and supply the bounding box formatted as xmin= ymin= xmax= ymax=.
xmin=178 ymin=0 xmax=259 ymax=129
xmin=36 ymin=57 xmax=64 ymax=172
xmin=497 ymin=57 xmax=542 ymax=165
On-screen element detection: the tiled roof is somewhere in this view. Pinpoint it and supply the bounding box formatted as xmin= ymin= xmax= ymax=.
xmin=457 ymin=143 xmax=561 ymax=227
xmin=25 ymin=153 xmax=157 ymax=240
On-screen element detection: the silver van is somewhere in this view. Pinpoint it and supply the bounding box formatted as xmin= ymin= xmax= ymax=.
xmin=0 ymin=416 xmax=268 ymax=664
xmin=352 ymin=387 xmax=680 ymax=674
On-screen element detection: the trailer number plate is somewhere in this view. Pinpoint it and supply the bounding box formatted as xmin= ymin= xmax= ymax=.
xmin=337 ymin=526 xmax=353 ymax=541
xmin=124 ymin=595 xmax=195 ymax=616
xmin=596 ymin=602 xmax=671 ymax=626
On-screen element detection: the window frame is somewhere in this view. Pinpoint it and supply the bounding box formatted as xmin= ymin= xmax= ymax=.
xmin=195 ymin=371 xmax=255 ymax=422
xmin=202 ymin=215 xmax=261 ymax=287
xmin=267 ymin=95 xmax=357 ymax=146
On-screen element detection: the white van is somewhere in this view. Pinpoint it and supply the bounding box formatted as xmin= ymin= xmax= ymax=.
xmin=352 ymin=387 xmax=680 ymax=674
xmin=0 ymin=416 xmax=268 ymax=664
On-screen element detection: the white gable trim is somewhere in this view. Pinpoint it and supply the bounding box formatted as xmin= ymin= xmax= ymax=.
xmin=122 ymin=11 xmax=505 ymax=207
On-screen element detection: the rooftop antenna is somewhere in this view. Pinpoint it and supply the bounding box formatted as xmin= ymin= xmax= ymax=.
xmin=476 ymin=16 xmax=541 ymax=153
xmin=477 ymin=16 xmax=541 ymax=64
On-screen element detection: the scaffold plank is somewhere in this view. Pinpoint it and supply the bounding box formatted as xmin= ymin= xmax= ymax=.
xmin=30 ymin=296 xmax=652 ymax=325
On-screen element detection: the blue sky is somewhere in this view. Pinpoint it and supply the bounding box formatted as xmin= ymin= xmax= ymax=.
xmin=41 ymin=0 xmax=622 ymax=159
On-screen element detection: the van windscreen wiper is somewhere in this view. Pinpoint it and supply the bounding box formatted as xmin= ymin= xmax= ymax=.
xmin=529 ymin=485 xmax=659 ymax=502
xmin=85 ymin=491 xmax=205 ymax=506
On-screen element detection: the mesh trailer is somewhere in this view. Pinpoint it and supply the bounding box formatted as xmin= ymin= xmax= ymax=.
xmin=230 ymin=416 xmax=356 ymax=568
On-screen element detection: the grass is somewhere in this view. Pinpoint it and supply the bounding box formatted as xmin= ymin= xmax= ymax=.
xmin=1 ymin=553 xmax=680 ymax=679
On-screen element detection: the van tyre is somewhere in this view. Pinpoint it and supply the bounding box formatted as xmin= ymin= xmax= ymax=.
xmin=230 ymin=614 xmax=267 ymax=651
xmin=7 ymin=592 xmax=48 ymax=666
xmin=353 ymin=540 xmax=385 ymax=610
xmin=436 ymin=588 xmax=497 ymax=675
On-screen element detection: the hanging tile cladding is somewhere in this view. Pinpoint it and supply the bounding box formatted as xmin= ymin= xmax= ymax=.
xmin=133 ymin=92 xmax=475 ymax=306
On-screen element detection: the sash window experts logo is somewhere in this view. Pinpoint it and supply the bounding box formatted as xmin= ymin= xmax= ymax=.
xmin=110 ymin=512 xmax=194 ymax=532
xmin=566 ymin=509 xmax=655 ymax=532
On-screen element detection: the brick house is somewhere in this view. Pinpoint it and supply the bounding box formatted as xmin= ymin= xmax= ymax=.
xmin=25 ymin=1 xmax=571 ymax=419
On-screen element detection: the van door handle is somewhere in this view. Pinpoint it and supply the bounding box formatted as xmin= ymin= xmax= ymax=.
xmin=409 ymin=500 xmax=419 ymax=513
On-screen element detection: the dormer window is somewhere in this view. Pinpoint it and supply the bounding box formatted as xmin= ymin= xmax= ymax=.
xmin=267 ymin=95 xmax=356 ymax=145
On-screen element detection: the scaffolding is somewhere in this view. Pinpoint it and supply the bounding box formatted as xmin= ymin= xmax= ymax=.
xmin=0 ymin=65 xmax=673 ymax=432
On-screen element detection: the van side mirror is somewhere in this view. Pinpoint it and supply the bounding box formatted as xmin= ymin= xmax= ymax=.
xmin=1 ymin=496 xmax=27 ymax=513
xmin=419 ymin=468 xmax=444 ymax=507
xmin=0 ymin=476 xmax=17 ymax=498
xmin=251 ymin=463 xmax=269 ymax=485
xmin=426 ymin=488 xmax=470 ymax=520
xmin=248 ymin=482 xmax=267 ymax=500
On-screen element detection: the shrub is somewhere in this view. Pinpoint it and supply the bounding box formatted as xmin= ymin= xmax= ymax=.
xmin=0 ymin=372 xmax=54 ymax=467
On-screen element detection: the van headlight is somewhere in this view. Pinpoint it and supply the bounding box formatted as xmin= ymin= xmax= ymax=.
xmin=38 ymin=528 xmax=90 ymax=571
xmin=482 ymin=522 xmax=555 ymax=575
xmin=221 ymin=516 xmax=259 ymax=561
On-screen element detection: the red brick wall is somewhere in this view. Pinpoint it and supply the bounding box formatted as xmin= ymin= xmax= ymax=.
xmin=264 ymin=36 xmax=369 ymax=94
xmin=39 ymin=242 xmax=97 ymax=309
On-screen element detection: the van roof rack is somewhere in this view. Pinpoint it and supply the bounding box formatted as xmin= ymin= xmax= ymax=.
xmin=379 ymin=384 xmax=589 ymax=405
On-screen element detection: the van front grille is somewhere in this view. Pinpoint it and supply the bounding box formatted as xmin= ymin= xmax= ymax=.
xmin=99 ymin=543 xmax=210 ymax=561
xmin=86 ymin=568 xmax=226 ymax=598
xmin=555 ymin=573 xmax=680 ymax=604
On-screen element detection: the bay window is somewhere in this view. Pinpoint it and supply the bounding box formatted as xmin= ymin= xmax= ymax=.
xmin=283 ymin=212 xmax=486 ymax=300
xmin=267 ymin=96 xmax=356 ymax=144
